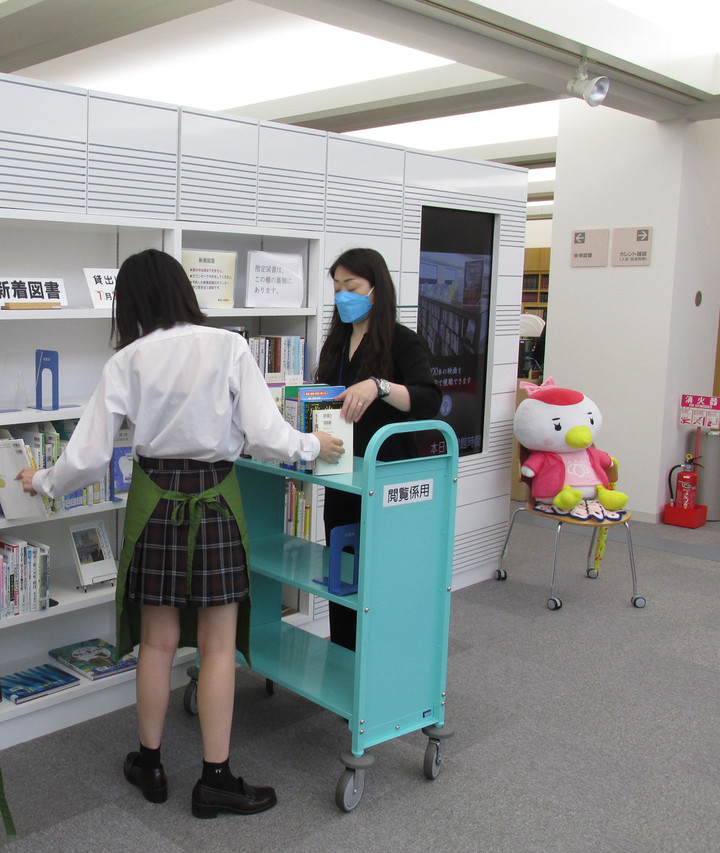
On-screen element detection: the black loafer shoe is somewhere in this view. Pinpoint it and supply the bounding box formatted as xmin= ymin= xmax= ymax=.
xmin=123 ymin=751 xmax=168 ymax=803
xmin=191 ymin=777 xmax=277 ymax=818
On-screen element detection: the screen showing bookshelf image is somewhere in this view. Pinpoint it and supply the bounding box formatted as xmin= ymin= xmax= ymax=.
xmin=418 ymin=206 xmax=495 ymax=457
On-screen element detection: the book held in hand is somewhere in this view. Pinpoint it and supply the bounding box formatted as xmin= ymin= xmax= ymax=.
xmin=48 ymin=638 xmax=138 ymax=680
xmin=0 ymin=663 xmax=80 ymax=704
xmin=312 ymin=405 xmax=354 ymax=476
xmin=0 ymin=438 xmax=49 ymax=519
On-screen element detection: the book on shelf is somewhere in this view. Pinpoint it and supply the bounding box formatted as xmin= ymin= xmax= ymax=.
xmin=0 ymin=534 xmax=50 ymax=619
xmin=284 ymin=480 xmax=313 ymax=539
xmin=48 ymin=638 xmax=138 ymax=681
xmin=0 ymin=438 xmax=49 ymax=520
xmin=0 ymin=663 xmax=80 ymax=704
xmin=247 ymin=334 xmax=305 ymax=379
xmin=68 ymin=519 xmax=116 ymax=588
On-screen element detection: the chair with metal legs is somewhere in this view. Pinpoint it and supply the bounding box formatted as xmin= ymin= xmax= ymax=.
xmin=497 ymin=451 xmax=646 ymax=611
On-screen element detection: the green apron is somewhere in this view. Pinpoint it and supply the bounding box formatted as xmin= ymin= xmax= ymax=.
xmin=115 ymin=461 xmax=251 ymax=666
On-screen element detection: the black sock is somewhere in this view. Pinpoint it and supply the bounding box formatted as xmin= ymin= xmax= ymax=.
xmin=139 ymin=743 xmax=162 ymax=770
xmin=202 ymin=758 xmax=235 ymax=791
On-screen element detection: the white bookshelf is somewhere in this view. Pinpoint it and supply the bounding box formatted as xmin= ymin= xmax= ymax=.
xmin=0 ymin=68 xmax=527 ymax=746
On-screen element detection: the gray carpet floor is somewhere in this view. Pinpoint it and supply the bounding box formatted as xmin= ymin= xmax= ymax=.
xmin=1 ymin=513 xmax=719 ymax=853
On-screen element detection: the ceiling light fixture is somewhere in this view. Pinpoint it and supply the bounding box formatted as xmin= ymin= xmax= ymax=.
xmin=567 ymin=61 xmax=610 ymax=107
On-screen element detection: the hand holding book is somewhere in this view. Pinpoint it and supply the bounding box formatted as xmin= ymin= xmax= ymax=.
xmin=15 ymin=466 xmax=38 ymax=496
xmin=314 ymin=431 xmax=344 ymax=466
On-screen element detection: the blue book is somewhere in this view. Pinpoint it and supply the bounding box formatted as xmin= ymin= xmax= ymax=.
xmin=0 ymin=663 xmax=80 ymax=704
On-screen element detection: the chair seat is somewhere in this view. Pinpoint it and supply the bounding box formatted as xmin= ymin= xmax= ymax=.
xmin=499 ymin=501 xmax=645 ymax=611
xmin=525 ymin=502 xmax=633 ymax=528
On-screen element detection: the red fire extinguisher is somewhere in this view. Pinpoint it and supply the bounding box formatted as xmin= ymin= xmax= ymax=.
xmin=669 ymin=453 xmax=700 ymax=509
xmin=675 ymin=461 xmax=697 ymax=509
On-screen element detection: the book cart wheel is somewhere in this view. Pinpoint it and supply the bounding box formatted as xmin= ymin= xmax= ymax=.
xmin=183 ymin=679 xmax=199 ymax=716
xmin=335 ymin=751 xmax=374 ymax=812
xmin=335 ymin=768 xmax=365 ymax=812
xmin=183 ymin=665 xmax=199 ymax=716
xmin=422 ymin=725 xmax=453 ymax=780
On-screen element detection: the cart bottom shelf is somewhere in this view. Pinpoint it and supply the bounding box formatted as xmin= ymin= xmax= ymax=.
xmin=248 ymin=621 xmax=354 ymax=719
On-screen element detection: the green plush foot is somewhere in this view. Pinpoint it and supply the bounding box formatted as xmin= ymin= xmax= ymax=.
xmin=597 ymin=485 xmax=628 ymax=511
xmin=553 ymin=486 xmax=583 ymax=510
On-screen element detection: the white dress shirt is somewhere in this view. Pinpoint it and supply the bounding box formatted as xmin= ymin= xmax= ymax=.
xmin=33 ymin=324 xmax=320 ymax=499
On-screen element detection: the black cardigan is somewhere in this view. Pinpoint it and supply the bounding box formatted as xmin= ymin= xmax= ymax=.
xmin=320 ymin=323 xmax=441 ymax=462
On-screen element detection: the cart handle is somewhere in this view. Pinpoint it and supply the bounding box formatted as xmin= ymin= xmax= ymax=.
xmin=363 ymin=419 xmax=459 ymax=470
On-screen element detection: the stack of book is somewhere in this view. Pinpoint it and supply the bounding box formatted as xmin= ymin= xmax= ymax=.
xmin=0 ymin=419 xmax=129 ymax=520
xmin=246 ymin=334 xmax=305 ymax=380
xmin=282 ymin=384 xmax=353 ymax=475
xmin=0 ymin=533 xmax=50 ymax=620
xmin=0 ymin=663 xmax=79 ymax=704
xmin=48 ymin=638 xmax=137 ymax=681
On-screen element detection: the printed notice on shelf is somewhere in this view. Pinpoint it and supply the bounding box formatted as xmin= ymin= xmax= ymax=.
xmin=182 ymin=250 xmax=236 ymax=309
xmin=383 ymin=479 xmax=434 ymax=508
xmin=0 ymin=276 xmax=68 ymax=308
xmin=84 ymin=268 xmax=118 ymax=309
xmin=245 ymin=251 xmax=304 ymax=308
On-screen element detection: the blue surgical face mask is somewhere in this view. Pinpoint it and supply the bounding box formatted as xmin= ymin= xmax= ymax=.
xmin=334 ymin=288 xmax=374 ymax=324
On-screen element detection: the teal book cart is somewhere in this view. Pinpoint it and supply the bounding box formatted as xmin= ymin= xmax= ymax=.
xmin=185 ymin=420 xmax=458 ymax=811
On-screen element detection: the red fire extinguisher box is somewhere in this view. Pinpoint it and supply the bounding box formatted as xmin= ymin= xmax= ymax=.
xmin=663 ymin=503 xmax=708 ymax=528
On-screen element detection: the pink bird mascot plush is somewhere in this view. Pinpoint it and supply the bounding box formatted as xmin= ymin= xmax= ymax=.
xmin=513 ymin=377 xmax=628 ymax=520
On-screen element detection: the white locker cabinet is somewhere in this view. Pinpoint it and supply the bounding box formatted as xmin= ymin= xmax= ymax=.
xmin=87 ymin=94 xmax=179 ymax=218
xmin=0 ymin=77 xmax=87 ymax=213
xmin=179 ymin=109 xmax=259 ymax=226
xmin=258 ymin=123 xmax=327 ymax=231
xmin=326 ymin=136 xmax=404 ymax=238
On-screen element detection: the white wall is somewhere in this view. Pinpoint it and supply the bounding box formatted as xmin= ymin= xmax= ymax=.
xmin=546 ymin=100 xmax=720 ymax=521
xmin=525 ymin=218 xmax=552 ymax=247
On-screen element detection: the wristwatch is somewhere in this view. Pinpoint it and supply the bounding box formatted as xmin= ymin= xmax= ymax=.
xmin=371 ymin=376 xmax=391 ymax=398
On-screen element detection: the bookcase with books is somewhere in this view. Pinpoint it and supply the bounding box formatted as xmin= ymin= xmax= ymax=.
xmin=0 ymin=210 xmax=323 ymax=747
xmin=0 ymin=70 xmax=528 ymax=749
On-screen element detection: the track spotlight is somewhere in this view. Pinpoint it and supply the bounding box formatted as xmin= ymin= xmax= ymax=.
xmin=567 ymin=62 xmax=610 ymax=107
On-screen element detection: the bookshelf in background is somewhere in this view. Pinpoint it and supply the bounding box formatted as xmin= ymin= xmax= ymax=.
xmin=522 ymin=247 xmax=550 ymax=323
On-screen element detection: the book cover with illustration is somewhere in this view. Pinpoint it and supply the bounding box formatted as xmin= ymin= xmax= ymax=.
xmin=0 ymin=663 xmax=80 ymax=704
xmin=48 ymin=638 xmax=138 ymax=680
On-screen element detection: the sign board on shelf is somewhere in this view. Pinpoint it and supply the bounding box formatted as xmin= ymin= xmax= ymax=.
xmin=0 ymin=276 xmax=68 ymax=307
xmin=245 ymin=251 xmax=304 ymax=308
xmin=182 ymin=250 xmax=236 ymax=309
xmin=84 ymin=268 xmax=118 ymax=309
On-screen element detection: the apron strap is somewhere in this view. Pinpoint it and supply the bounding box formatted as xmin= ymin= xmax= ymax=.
xmin=162 ymin=487 xmax=232 ymax=595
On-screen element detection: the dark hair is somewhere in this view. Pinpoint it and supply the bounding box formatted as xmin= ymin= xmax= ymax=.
xmin=315 ymin=247 xmax=396 ymax=382
xmin=111 ymin=249 xmax=206 ymax=349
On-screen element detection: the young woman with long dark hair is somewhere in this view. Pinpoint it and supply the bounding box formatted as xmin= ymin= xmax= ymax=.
xmin=17 ymin=248 xmax=343 ymax=818
xmin=316 ymin=248 xmax=441 ymax=650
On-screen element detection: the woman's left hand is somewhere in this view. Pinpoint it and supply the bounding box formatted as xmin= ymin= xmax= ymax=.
xmin=337 ymin=379 xmax=378 ymax=423
xmin=16 ymin=467 xmax=39 ymax=496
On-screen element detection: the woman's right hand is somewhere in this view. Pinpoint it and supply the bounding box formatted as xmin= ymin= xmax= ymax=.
xmin=314 ymin=431 xmax=345 ymax=465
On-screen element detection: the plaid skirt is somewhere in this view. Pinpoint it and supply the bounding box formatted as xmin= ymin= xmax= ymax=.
xmin=126 ymin=457 xmax=249 ymax=608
